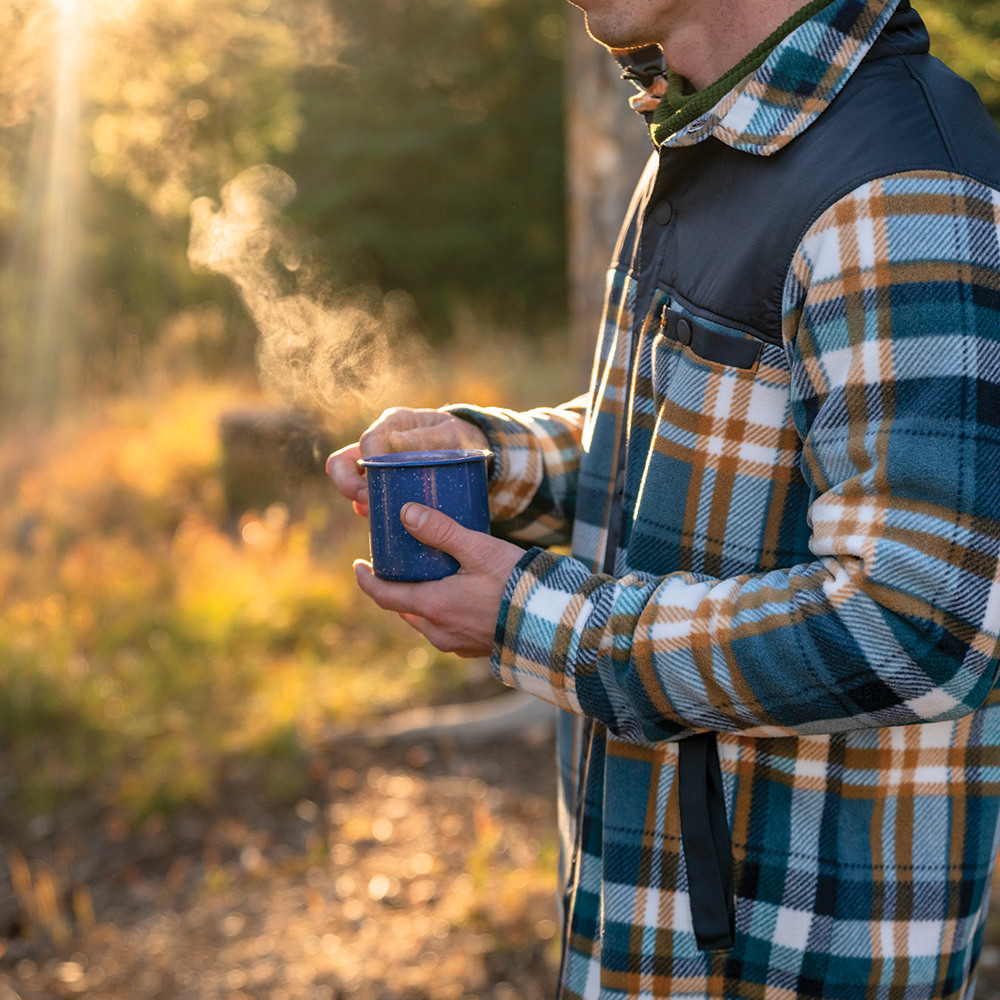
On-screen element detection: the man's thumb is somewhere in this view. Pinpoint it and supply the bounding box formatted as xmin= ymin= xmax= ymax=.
xmin=400 ymin=503 xmax=476 ymax=562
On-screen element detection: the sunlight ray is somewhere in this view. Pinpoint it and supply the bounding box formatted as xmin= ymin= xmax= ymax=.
xmin=29 ymin=0 xmax=85 ymax=414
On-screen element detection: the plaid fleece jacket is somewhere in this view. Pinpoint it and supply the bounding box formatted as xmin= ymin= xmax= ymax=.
xmin=450 ymin=1 xmax=1000 ymax=997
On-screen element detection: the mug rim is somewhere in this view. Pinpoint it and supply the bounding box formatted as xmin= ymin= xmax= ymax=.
xmin=357 ymin=448 xmax=492 ymax=469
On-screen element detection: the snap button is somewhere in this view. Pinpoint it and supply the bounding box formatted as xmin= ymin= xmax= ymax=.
xmin=652 ymin=201 xmax=672 ymax=225
xmin=676 ymin=318 xmax=692 ymax=346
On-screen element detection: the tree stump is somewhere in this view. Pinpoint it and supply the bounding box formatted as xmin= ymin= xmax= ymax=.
xmin=219 ymin=408 xmax=334 ymax=519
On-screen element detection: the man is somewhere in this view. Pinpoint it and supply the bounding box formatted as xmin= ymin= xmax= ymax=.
xmin=328 ymin=0 xmax=1000 ymax=995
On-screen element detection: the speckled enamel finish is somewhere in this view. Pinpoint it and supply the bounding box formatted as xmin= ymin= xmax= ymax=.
xmin=359 ymin=450 xmax=492 ymax=581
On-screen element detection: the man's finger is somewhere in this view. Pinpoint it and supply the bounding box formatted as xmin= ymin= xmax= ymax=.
xmin=354 ymin=560 xmax=432 ymax=617
xmin=358 ymin=427 xmax=393 ymax=459
xmin=358 ymin=407 xmax=437 ymax=458
xmin=385 ymin=427 xmax=451 ymax=453
xmin=355 ymin=559 xmax=460 ymax=632
xmin=326 ymin=444 xmax=368 ymax=505
xmin=398 ymin=611 xmax=433 ymax=639
xmin=386 ymin=420 xmax=487 ymax=455
xmin=385 ymin=429 xmax=422 ymax=453
xmin=358 ymin=409 xmax=489 ymax=459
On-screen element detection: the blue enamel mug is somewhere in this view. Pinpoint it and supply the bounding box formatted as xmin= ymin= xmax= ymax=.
xmin=358 ymin=449 xmax=492 ymax=581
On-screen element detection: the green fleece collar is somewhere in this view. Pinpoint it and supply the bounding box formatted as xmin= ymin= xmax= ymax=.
xmin=649 ymin=0 xmax=836 ymax=146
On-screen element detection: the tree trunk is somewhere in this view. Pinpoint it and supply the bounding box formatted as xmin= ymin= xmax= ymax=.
xmin=565 ymin=9 xmax=653 ymax=379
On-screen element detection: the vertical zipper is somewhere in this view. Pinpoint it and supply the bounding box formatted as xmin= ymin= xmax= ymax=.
xmin=555 ymin=302 xmax=660 ymax=999
xmin=555 ymin=186 xmax=669 ymax=999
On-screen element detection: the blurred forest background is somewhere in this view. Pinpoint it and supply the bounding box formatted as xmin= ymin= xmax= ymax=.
xmin=0 ymin=0 xmax=998 ymax=419
xmin=0 ymin=0 xmax=998 ymax=997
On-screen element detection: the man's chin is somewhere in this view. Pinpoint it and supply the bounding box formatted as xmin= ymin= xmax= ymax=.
xmin=576 ymin=10 xmax=658 ymax=50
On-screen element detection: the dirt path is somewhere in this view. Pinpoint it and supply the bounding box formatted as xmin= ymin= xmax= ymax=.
xmin=8 ymin=717 xmax=1000 ymax=1000
xmin=0 ymin=725 xmax=560 ymax=1000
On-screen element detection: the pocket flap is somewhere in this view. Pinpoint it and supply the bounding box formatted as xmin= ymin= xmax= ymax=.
xmin=660 ymin=309 xmax=763 ymax=370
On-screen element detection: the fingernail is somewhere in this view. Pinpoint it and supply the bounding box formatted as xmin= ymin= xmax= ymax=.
xmin=401 ymin=502 xmax=429 ymax=529
xmin=325 ymin=454 xmax=335 ymax=477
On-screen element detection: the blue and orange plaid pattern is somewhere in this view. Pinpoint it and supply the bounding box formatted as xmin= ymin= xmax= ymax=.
xmin=448 ymin=0 xmax=1000 ymax=996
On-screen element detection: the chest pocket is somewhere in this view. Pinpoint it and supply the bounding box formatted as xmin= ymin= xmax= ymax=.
xmin=628 ymin=306 xmax=808 ymax=579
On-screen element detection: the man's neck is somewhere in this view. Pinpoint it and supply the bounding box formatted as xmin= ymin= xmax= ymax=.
xmin=660 ymin=0 xmax=808 ymax=90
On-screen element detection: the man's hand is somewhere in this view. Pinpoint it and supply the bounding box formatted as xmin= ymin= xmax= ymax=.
xmin=354 ymin=501 xmax=524 ymax=657
xmin=326 ymin=407 xmax=489 ymax=516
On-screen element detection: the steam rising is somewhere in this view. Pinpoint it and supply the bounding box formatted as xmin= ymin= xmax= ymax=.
xmin=188 ymin=164 xmax=429 ymax=416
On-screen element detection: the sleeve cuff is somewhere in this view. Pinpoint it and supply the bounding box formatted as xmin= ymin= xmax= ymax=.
xmin=489 ymin=546 xmax=605 ymax=715
xmin=444 ymin=405 xmax=508 ymax=486
xmin=491 ymin=546 xmax=547 ymax=674
xmin=442 ymin=404 xmax=545 ymax=522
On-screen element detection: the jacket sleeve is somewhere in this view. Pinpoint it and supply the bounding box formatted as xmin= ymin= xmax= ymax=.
xmin=444 ymin=397 xmax=587 ymax=548
xmin=489 ymin=172 xmax=1000 ymax=743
